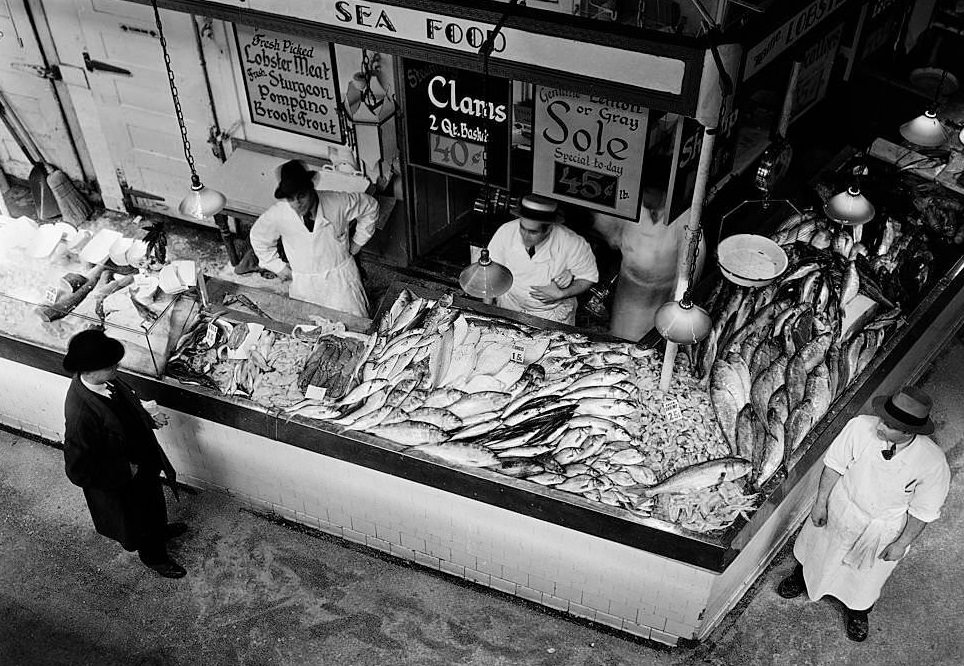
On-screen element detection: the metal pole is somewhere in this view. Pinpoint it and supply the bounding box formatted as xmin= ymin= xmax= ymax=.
xmin=659 ymin=125 xmax=717 ymax=392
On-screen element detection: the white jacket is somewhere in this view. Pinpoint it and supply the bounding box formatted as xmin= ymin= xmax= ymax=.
xmin=250 ymin=190 xmax=378 ymax=318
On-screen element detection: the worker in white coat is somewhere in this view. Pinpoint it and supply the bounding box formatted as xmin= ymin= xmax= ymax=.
xmin=778 ymin=386 xmax=951 ymax=642
xmin=487 ymin=194 xmax=598 ymax=325
xmin=250 ymin=160 xmax=379 ymax=318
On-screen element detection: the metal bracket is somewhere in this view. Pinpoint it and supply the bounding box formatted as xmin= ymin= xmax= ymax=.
xmin=10 ymin=62 xmax=61 ymax=80
xmin=83 ymin=52 xmax=132 ymax=76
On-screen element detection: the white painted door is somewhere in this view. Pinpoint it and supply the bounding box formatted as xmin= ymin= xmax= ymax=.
xmin=0 ymin=0 xmax=83 ymax=182
xmin=55 ymin=0 xmax=221 ymax=218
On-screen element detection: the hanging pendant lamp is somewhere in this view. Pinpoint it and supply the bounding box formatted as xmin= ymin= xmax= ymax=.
xmin=655 ymin=297 xmax=711 ymax=345
xmin=899 ymin=109 xmax=947 ymax=148
xmin=459 ymin=249 xmax=513 ymax=301
xmin=151 ymin=0 xmax=225 ymax=220
xmin=824 ymin=185 xmax=875 ymax=226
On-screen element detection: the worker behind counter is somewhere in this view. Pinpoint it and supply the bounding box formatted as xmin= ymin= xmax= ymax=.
xmin=487 ymin=194 xmax=599 ymax=325
xmin=249 ymin=159 xmax=379 ymax=318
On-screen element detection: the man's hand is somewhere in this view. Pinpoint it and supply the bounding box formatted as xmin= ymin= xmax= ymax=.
xmin=879 ymin=541 xmax=908 ymax=561
xmin=810 ymin=502 xmax=828 ymax=527
xmin=530 ymin=283 xmax=566 ymax=304
xmin=151 ymin=412 xmax=169 ymax=428
xmin=276 ymin=265 xmax=293 ymax=281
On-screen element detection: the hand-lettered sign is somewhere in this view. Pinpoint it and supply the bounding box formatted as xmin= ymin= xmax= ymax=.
xmin=235 ymin=25 xmax=344 ymax=143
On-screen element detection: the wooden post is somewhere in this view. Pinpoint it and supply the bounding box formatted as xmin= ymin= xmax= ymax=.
xmin=659 ymin=125 xmax=717 ymax=392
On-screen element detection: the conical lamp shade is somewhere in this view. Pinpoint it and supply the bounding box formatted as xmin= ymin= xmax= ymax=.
xmin=899 ymin=110 xmax=947 ymax=148
xmin=459 ymin=249 xmax=513 ymax=299
xmin=824 ymin=186 xmax=875 ymax=226
xmin=179 ymin=182 xmax=227 ymax=220
xmin=655 ymin=299 xmax=712 ymax=345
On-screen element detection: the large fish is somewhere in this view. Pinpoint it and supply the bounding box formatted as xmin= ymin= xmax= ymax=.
xmin=804 ymin=364 xmax=832 ymax=422
xmin=749 ymin=338 xmax=782 ymax=379
xmin=785 ymin=399 xmax=815 ymax=455
xmin=406 ymin=407 xmax=463 ymax=431
xmin=350 ymin=405 xmax=397 ymax=430
xmin=726 ymin=352 xmax=753 ymax=402
xmin=369 ymin=421 xmax=448 ymax=446
xmin=448 ymin=419 xmax=501 ymax=441
xmin=565 ymin=385 xmax=632 ymax=402
xmin=628 ymin=457 xmax=752 ymax=497
xmin=785 ymin=356 xmax=808 ymax=406
xmin=750 ymin=354 xmax=788 ymax=423
xmin=447 ymin=391 xmax=512 ymax=418
xmin=338 ymin=378 xmax=390 ymax=406
xmin=387 ymin=296 xmax=427 ymax=336
xmin=566 ymin=368 xmax=633 ymax=392
xmin=379 ymin=289 xmax=414 ymax=336
xmin=768 ymin=387 xmax=790 ymax=425
xmin=414 ymin=441 xmax=498 ymax=467
xmin=423 ymin=387 xmax=465 ymax=409
xmin=492 ymin=460 xmax=544 ymax=478
xmin=825 ymin=346 xmax=842 ymax=398
xmin=573 ymin=398 xmax=636 ymax=418
xmin=497 ymin=444 xmax=553 ymax=459
xmin=710 ymin=358 xmax=747 ymax=453
xmin=796 ymin=333 xmax=832 ymax=373
xmin=332 ymin=390 xmax=388 ymax=426
xmin=566 ymin=416 xmax=631 ymax=441
xmin=553 ymin=427 xmax=591 ymax=453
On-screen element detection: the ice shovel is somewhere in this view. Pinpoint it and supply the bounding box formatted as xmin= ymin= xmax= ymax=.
xmin=0 ymin=93 xmax=59 ymax=220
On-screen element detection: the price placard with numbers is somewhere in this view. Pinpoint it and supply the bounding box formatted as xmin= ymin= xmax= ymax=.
xmin=663 ymin=397 xmax=684 ymax=423
xmin=533 ymin=87 xmax=648 ymax=220
xmin=403 ymin=60 xmax=510 ymax=187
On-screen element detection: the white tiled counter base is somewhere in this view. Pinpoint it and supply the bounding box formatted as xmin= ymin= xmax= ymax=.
xmin=0 ymin=356 xmax=811 ymax=645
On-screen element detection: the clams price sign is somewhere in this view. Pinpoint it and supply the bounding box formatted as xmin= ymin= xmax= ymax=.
xmin=234 ymin=25 xmax=344 ymax=143
xmin=533 ymin=88 xmax=648 ymax=220
xmin=403 ymin=60 xmax=511 ymax=187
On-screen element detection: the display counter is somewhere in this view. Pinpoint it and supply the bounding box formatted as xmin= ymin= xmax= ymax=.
xmin=1 ymin=155 xmax=962 ymax=643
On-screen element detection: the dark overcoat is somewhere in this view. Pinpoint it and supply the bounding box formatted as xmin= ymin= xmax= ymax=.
xmin=63 ymin=377 xmax=176 ymax=550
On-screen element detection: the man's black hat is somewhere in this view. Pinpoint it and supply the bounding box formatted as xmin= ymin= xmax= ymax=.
xmin=273 ymin=160 xmax=318 ymax=199
xmin=63 ymin=329 xmax=125 ymax=374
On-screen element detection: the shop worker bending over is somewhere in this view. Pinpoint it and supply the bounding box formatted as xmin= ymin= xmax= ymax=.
xmin=778 ymin=386 xmax=950 ymax=642
xmin=250 ymin=160 xmax=379 ymax=318
xmin=487 ymin=194 xmax=598 ymax=325
xmin=62 ymin=329 xmax=187 ymax=579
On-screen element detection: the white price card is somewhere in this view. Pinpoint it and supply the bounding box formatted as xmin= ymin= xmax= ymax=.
xmin=203 ymin=323 xmax=219 ymax=348
xmin=305 ymin=385 xmax=328 ymax=400
xmin=43 ymin=286 xmax=59 ymax=305
xmin=511 ymin=343 xmax=526 ymax=364
xmin=663 ymin=397 xmax=683 ymax=423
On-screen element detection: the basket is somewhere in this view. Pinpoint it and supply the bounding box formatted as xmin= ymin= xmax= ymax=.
xmin=717 ymin=234 xmax=788 ymax=288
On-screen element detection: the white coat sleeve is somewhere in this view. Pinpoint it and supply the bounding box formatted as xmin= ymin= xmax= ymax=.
xmin=908 ymin=453 xmax=951 ymax=522
xmin=486 ymin=222 xmax=512 ymax=266
xmin=822 ymin=417 xmax=864 ymax=475
xmin=249 ymin=209 xmax=288 ymax=275
xmin=567 ymin=235 xmax=599 ymax=283
xmin=342 ymin=192 xmax=380 ymax=247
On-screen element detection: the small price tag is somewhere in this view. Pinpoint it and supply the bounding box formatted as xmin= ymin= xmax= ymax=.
xmin=305 ymin=385 xmax=328 ymax=400
xmin=511 ymin=343 xmax=526 ymax=364
xmin=663 ymin=397 xmax=683 ymax=423
xmin=43 ymin=286 xmax=59 ymax=305
xmin=203 ymin=323 xmax=218 ymax=348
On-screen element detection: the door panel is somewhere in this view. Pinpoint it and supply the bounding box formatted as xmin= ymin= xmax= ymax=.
xmin=71 ymin=0 xmax=221 ymax=219
xmin=0 ymin=0 xmax=82 ymax=182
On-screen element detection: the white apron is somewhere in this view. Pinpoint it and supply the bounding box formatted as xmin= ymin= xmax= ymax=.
xmin=495 ymin=248 xmax=576 ymax=324
xmin=794 ymin=441 xmax=917 ymax=610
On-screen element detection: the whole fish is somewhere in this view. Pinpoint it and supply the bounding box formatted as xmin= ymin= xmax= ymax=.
xmin=448 ymin=391 xmax=512 ymax=419
xmin=492 ymin=460 xmax=544 ymax=477
xmin=710 ymin=359 xmax=747 ymax=453
xmin=378 ymin=328 xmax=424 ymax=362
xmin=338 ymin=378 xmax=390 ymax=406
xmin=398 ymin=389 xmax=429 ymax=413
xmin=423 ymin=387 xmax=465 ymax=409
xmin=415 ymin=441 xmax=498 ymax=467
xmin=527 ymin=473 xmax=566 ymax=486
xmin=287 ymin=403 xmax=343 ymax=422
xmin=563 ymin=463 xmax=592 ymax=477
xmin=449 ymin=419 xmax=501 ymax=441
xmin=387 ymin=297 xmax=427 ymax=336
xmin=796 ymin=333 xmax=832 ymax=373
xmin=406 ymin=407 xmax=463 ymax=431
xmin=804 ymin=364 xmax=832 ymax=421
xmin=369 ymin=421 xmax=448 ymax=446
xmin=553 ymin=447 xmax=586 ymax=466
xmin=332 ymin=391 xmax=388 ymax=426
xmin=350 ymin=405 xmax=397 ymax=431
xmin=624 ymin=465 xmax=658 ymax=486
xmin=768 ymin=387 xmax=790 ymax=425
xmin=781 ymin=261 xmax=821 ymax=282
xmin=565 ymin=385 xmax=632 ymax=402
xmin=726 ymin=352 xmax=753 ymax=401
xmin=855 ymin=331 xmax=879 ymax=376
xmin=750 ymin=354 xmax=788 ymax=423
xmin=825 ymin=346 xmax=842 ymax=398
xmin=379 ymin=289 xmax=414 ymax=336
xmin=840 ymin=260 xmax=860 ymax=305
xmin=566 ymin=416 xmax=630 ymax=441
xmin=785 ymin=399 xmax=815 ymax=454
xmin=566 ymin=368 xmax=632 ymax=392
xmin=574 ymin=398 xmax=636 ymax=418
xmin=556 ymin=474 xmax=595 ymax=494
xmin=609 ymin=448 xmax=645 ymax=466
xmin=749 ymin=339 xmax=783 ymax=379
xmin=460 ymin=410 xmax=500 ymax=427
xmin=631 ymin=457 xmax=752 ymax=496
xmin=553 ymin=427 xmax=591 ymax=452
xmin=756 ymin=429 xmax=784 ymax=490
xmin=487 ymin=432 xmax=537 ymax=451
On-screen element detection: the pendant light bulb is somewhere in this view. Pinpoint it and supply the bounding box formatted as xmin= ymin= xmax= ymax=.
xmin=655 ymin=298 xmax=712 ymax=345
xmin=825 ymin=185 xmax=875 ymax=226
xmin=178 ymin=176 xmax=226 ymax=220
xmin=899 ymin=109 xmax=947 ymax=148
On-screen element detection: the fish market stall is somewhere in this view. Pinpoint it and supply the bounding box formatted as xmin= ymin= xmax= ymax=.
xmin=2 ymin=149 xmax=964 ymax=643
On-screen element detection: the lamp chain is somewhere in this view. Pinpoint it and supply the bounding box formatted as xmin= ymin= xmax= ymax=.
xmin=151 ymin=0 xmax=198 ymax=182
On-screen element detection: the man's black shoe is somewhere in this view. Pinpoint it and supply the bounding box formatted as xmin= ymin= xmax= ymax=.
xmin=165 ymin=522 xmax=188 ymax=540
xmin=777 ymin=567 xmax=807 ymax=599
xmin=145 ymin=559 xmax=187 ymax=579
xmin=846 ymin=610 xmax=869 ymax=642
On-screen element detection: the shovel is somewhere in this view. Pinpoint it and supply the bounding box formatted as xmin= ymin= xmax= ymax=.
xmin=0 ymin=94 xmax=59 ymax=220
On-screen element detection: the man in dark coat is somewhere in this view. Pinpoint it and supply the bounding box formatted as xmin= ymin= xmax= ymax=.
xmin=62 ymin=329 xmax=187 ymax=578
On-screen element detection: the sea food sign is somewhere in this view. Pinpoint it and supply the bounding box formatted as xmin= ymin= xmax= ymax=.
xmin=744 ymin=0 xmax=849 ymax=79
xmin=234 ymin=25 xmax=344 ymax=143
xmin=533 ymin=88 xmax=648 ymax=220
xmin=403 ymin=60 xmax=511 ymax=186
